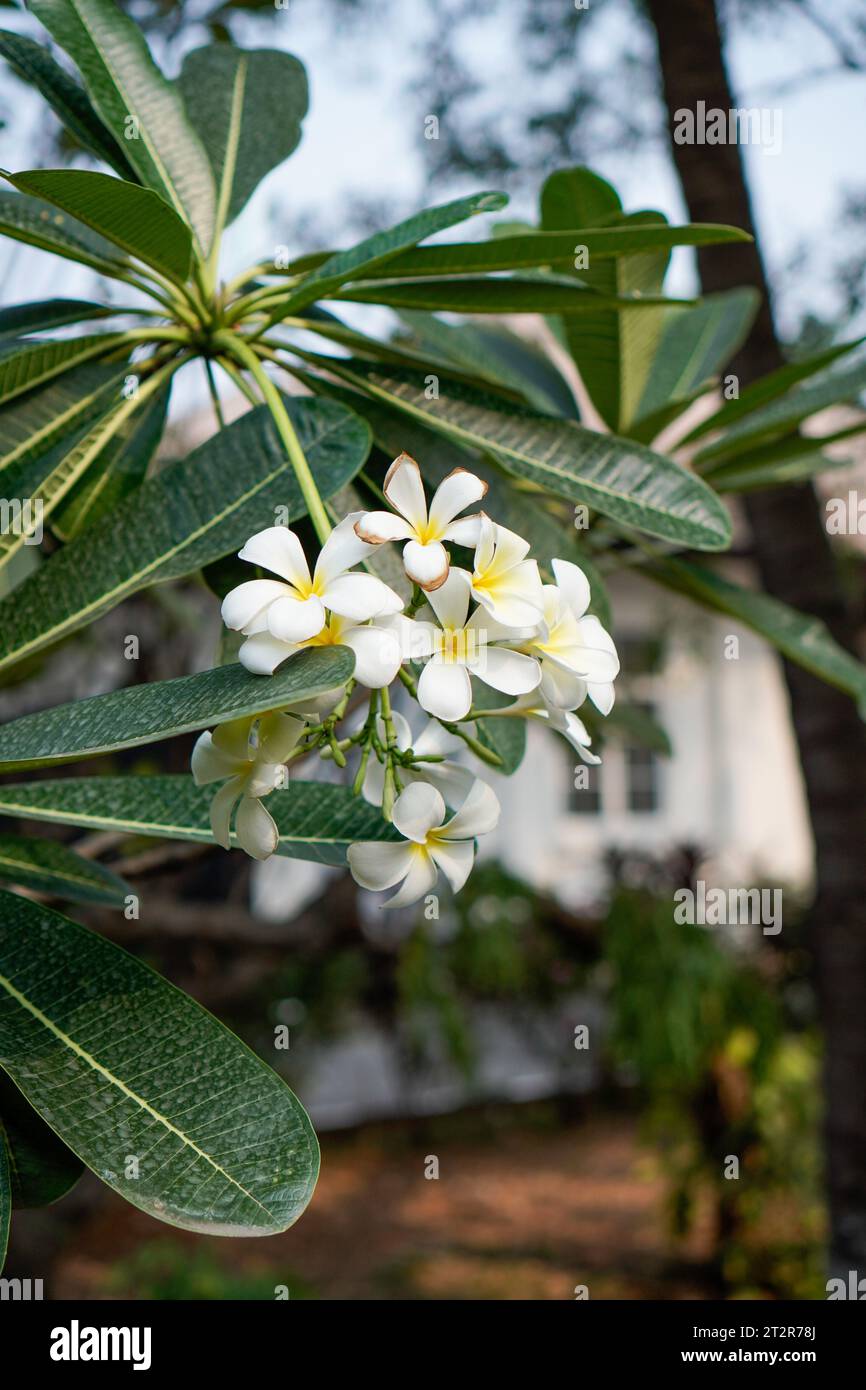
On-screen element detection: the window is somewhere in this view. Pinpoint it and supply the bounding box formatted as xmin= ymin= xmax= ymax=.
xmin=625 ymin=702 xmax=661 ymax=813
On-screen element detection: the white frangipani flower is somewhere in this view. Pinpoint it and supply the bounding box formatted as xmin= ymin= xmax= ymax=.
xmin=191 ymin=712 xmax=304 ymax=860
xmin=361 ymin=711 xmax=475 ymax=808
xmin=222 ymin=512 xmax=403 ymax=646
xmin=462 ymin=514 xmax=545 ymax=627
xmin=347 ymin=778 xmax=500 ymax=909
xmin=511 ymin=692 xmax=601 ymax=764
xmin=354 ymin=453 xmax=487 ymax=590
xmin=412 ymin=570 xmax=542 ymax=723
xmin=239 ymin=610 xmax=420 ymax=688
xmin=522 ymin=559 xmax=619 ymax=712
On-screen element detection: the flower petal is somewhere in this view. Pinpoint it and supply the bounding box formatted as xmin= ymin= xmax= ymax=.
xmin=211 ymin=715 xmax=255 ymax=762
xmin=238 ymin=526 xmax=311 ymax=588
xmin=191 ymin=731 xmax=244 ymax=786
xmin=417 ymin=659 xmax=473 ymax=722
xmin=426 ymin=566 xmax=471 ymax=630
xmin=588 ymin=680 xmax=616 ymax=715
xmin=209 ymin=777 xmax=244 ymax=850
xmin=403 ymin=538 xmax=449 ymax=590
xmin=429 ymin=837 xmax=475 ymax=894
xmin=417 ymin=760 xmax=476 ymax=809
xmin=347 ymin=838 xmax=415 ymax=891
xmin=391 ymin=780 xmax=446 ymax=842
xmin=221 ymin=579 xmax=288 ymax=633
xmin=354 ymin=511 xmax=414 ymax=545
xmin=383 ymin=452 xmax=428 ymax=529
xmin=258 ymin=711 xmax=306 ymax=762
xmin=238 ymin=632 xmax=297 ymax=675
xmin=313 ymin=511 xmax=376 ymax=585
xmin=382 ymin=848 xmax=438 ymax=909
xmin=427 ymin=467 xmax=488 ymax=532
xmin=472 ymin=646 xmax=541 ymax=696
xmin=439 ymin=777 xmax=500 ymax=840
xmin=551 ymin=558 xmax=591 ymax=619
xmin=442 ymin=515 xmax=483 ymax=548
xmin=343 ymin=621 xmax=403 ymax=689
xmin=540 ymin=660 xmax=588 ymax=711
xmin=267 ymin=593 xmax=326 ymax=642
xmin=235 ymin=794 xmax=280 ymax=860
xmin=322 ymin=572 xmax=404 ymax=622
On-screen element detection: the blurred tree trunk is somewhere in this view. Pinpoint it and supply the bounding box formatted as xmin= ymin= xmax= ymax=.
xmin=645 ymin=0 xmax=866 ymax=1278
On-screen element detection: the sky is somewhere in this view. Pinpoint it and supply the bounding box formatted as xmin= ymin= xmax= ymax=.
xmin=0 ymin=0 xmax=863 ymax=417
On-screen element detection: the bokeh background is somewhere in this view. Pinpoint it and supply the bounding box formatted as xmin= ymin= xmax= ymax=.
xmin=1 ymin=0 xmax=865 ymax=1299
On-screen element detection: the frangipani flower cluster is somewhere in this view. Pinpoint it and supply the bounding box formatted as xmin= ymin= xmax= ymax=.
xmin=194 ymin=454 xmax=620 ymax=908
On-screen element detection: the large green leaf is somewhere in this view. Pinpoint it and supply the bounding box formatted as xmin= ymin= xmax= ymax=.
xmin=179 ymin=45 xmax=308 ymax=233
xmin=298 ymin=357 xmax=732 ymax=550
xmin=0 ymin=395 xmax=371 ymax=672
xmin=0 ymin=776 xmax=400 ymax=866
xmin=31 ymin=0 xmax=216 ymax=255
xmin=3 ymin=169 xmax=193 ymax=281
xmin=0 ymin=189 xmax=129 ymax=277
xmin=0 ymin=890 xmax=319 ymax=1234
xmin=0 ymin=331 xmax=126 ymax=407
xmin=0 ymin=835 xmax=130 ymax=906
xmin=0 ymin=360 xmax=126 ymax=476
xmin=268 ymin=190 xmax=508 ymax=320
xmin=0 ymin=27 xmax=134 ymax=176
xmin=540 ymin=165 xmax=623 ymax=229
xmin=631 ymin=289 xmax=760 ymax=433
xmin=53 ymin=382 xmax=169 ymax=537
xmin=693 ymin=357 xmax=866 ymax=466
xmin=0 ymin=297 xmax=115 ymax=343
xmin=0 ymin=1117 xmax=8 ymax=1270
xmin=0 ymin=1070 xmax=83 ymax=1208
xmin=680 ymin=338 xmax=864 ymax=443
xmin=336 ymin=274 xmax=685 ymax=315
xmin=0 ymin=647 xmax=354 ymax=772
xmin=288 ymin=222 xmax=751 ymax=279
xmin=395 ymin=311 xmax=581 ymax=417
xmin=646 ymin=557 xmax=866 ymax=715
xmin=471 ymin=682 xmax=526 ymax=774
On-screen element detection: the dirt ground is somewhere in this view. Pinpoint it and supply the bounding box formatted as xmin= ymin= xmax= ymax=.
xmin=48 ymin=1112 xmax=718 ymax=1300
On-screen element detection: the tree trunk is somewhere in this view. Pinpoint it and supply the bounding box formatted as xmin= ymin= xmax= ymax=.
xmin=645 ymin=0 xmax=866 ymax=1279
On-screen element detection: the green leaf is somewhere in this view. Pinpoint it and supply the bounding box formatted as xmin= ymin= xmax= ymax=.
xmin=0 ymin=360 xmax=127 ymax=477
xmin=540 ymin=165 xmax=623 ymax=229
xmin=0 ymin=890 xmax=319 ymax=1234
xmin=0 ymin=188 xmax=129 ymax=277
xmin=0 ymin=27 xmax=134 ymax=176
xmin=290 ymin=222 xmax=751 ymax=279
xmin=0 ymin=331 xmax=126 ymax=407
xmin=297 ymin=358 xmax=733 ymax=551
xmin=471 ymin=682 xmax=526 ymax=774
xmin=0 ymin=366 xmax=174 ymax=571
xmin=0 ymin=395 xmax=371 ymax=673
xmin=0 ymin=1117 xmax=9 ymax=1270
xmin=53 ymin=383 xmax=169 ymax=537
xmin=31 ymin=0 xmax=216 ymax=255
xmin=269 ymin=189 xmax=509 ymax=319
xmin=3 ymin=169 xmax=193 ymax=281
xmin=706 ymin=428 xmax=861 ymax=493
xmin=645 ymin=557 xmax=866 ymax=714
xmin=0 ymin=776 xmax=401 ymax=867
xmin=0 ymin=647 xmax=354 ymax=772
xmin=179 ymin=45 xmax=308 ymax=232
xmin=631 ymin=289 xmax=760 ymax=430
xmin=0 ymin=297 xmax=115 ymax=342
xmin=395 ymin=311 xmax=581 ymax=417
xmin=0 ymin=835 xmax=130 ymax=905
xmin=0 ymin=1070 xmax=83 ymax=1208
xmin=693 ymin=357 xmax=866 ymax=466
xmin=337 ymin=275 xmax=685 ymax=315
xmin=680 ymin=338 xmax=864 ymax=444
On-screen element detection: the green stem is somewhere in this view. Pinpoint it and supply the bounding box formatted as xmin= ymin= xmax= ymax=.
xmin=216 ymin=355 xmax=259 ymax=406
xmin=203 ymin=359 xmax=226 ymax=429
xmin=214 ymin=331 xmax=331 ymax=544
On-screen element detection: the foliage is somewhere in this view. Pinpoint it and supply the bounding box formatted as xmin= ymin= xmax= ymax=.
xmin=0 ymin=0 xmax=862 ymax=1260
